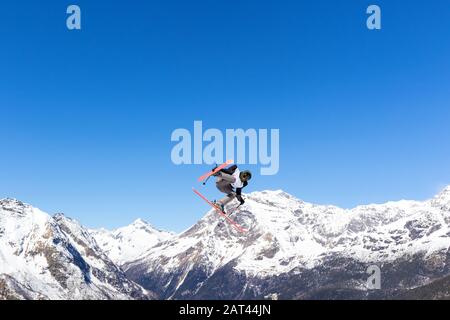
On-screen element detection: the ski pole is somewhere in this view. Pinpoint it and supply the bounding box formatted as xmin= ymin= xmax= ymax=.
xmin=202 ymin=175 xmax=212 ymax=185
xmin=228 ymin=204 xmax=242 ymax=215
xmin=203 ymin=164 xmax=218 ymax=185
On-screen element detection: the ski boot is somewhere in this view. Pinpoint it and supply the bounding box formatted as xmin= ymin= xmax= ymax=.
xmin=212 ymin=200 xmax=226 ymax=214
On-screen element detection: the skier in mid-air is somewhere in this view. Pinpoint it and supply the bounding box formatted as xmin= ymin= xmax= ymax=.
xmin=212 ymin=164 xmax=252 ymax=214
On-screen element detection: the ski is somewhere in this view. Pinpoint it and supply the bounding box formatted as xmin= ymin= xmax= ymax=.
xmin=197 ymin=159 xmax=233 ymax=182
xmin=192 ymin=188 xmax=248 ymax=233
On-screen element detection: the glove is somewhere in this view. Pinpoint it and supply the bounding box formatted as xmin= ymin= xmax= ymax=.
xmin=239 ymin=198 xmax=245 ymax=205
xmin=212 ymin=166 xmax=222 ymax=177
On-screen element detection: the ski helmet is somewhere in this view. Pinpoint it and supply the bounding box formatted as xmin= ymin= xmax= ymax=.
xmin=241 ymin=170 xmax=252 ymax=181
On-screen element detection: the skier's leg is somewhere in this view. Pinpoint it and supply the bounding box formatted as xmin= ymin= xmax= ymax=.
xmin=218 ymin=193 xmax=236 ymax=207
xmin=216 ymin=179 xmax=232 ymax=194
xmin=215 ymin=175 xmax=235 ymax=212
xmin=217 ymin=172 xmax=236 ymax=183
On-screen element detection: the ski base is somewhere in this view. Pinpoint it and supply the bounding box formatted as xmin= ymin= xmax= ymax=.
xmin=197 ymin=159 xmax=233 ymax=182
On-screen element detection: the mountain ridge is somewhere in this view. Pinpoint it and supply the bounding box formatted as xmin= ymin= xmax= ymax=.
xmin=123 ymin=187 xmax=450 ymax=299
xmin=1 ymin=185 xmax=450 ymax=299
xmin=0 ymin=201 xmax=154 ymax=300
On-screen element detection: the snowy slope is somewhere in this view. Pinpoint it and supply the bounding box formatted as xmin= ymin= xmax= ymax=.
xmin=0 ymin=199 xmax=153 ymax=300
xmin=90 ymin=219 xmax=173 ymax=265
xmin=124 ymin=186 xmax=450 ymax=299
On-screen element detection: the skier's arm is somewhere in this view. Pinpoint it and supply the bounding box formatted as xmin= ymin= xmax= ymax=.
xmin=221 ymin=165 xmax=237 ymax=175
xmin=236 ymin=191 xmax=245 ymax=204
xmin=236 ymin=182 xmax=248 ymax=204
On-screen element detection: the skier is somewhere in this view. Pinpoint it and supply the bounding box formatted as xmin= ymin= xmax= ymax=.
xmin=212 ymin=164 xmax=252 ymax=214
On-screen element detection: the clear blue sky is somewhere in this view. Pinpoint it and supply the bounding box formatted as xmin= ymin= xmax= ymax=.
xmin=1 ymin=1 xmax=450 ymax=232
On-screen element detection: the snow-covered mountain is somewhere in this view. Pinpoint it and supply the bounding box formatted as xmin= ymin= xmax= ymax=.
xmin=0 ymin=199 xmax=154 ymax=300
xmin=90 ymin=219 xmax=173 ymax=266
xmin=2 ymin=186 xmax=450 ymax=300
xmin=124 ymin=187 xmax=450 ymax=299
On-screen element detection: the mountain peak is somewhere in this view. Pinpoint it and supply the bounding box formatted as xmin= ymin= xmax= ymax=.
xmin=90 ymin=218 xmax=173 ymax=266
xmin=439 ymin=185 xmax=450 ymax=195
xmin=53 ymin=212 xmax=68 ymax=220
xmin=0 ymin=198 xmax=37 ymax=220
xmin=248 ymin=189 xmax=295 ymax=199
xmin=127 ymin=218 xmax=159 ymax=233
xmin=0 ymin=198 xmax=25 ymax=207
xmin=432 ymin=185 xmax=450 ymax=207
xmin=132 ymin=218 xmax=149 ymax=226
